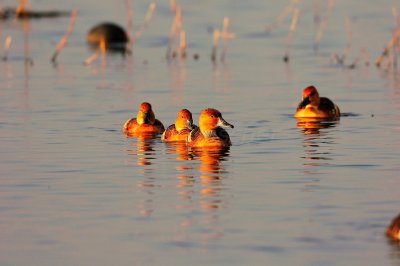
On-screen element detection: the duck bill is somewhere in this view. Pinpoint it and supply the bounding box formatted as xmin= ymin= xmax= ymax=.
xmin=217 ymin=117 xmax=234 ymax=128
xmin=298 ymin=97 xmax=311 ymax=109
xmin=186 ymin=119 xmax=194 ymax=130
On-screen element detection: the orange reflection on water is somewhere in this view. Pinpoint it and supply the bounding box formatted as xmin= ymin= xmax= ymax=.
xmin=164 ymin=142 xmax=195 ymax=202
xmin=126 ymin=133 xmax=159 ymax=218
xmin=296 ymin=117 xmax=339 ymax=136
xmin=128 ymin=133 xmax=157 ymax=166
xmin=191 ymin=147 xmax=230 ymax=211
xmin=166 ymin=145 xmax=230 ymax=242
xmin=296 ymin=117 xmax=339 ymax=177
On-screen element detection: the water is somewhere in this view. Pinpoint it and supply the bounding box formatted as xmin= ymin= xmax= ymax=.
xmin=1 ymin=0 xmax=400 ymax=265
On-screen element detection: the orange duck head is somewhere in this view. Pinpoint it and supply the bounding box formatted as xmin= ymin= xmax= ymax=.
xmin=187 ymin=108 xmax=234 ymax=148
xmin=298 ymin=85 xmax=320 ymax=109
xmin=175 ymin=109 xmax=194 ymax=131
xmin=199 ymin=108 xmax=234 ymax=137
xmin=137 ymin=102 xmax=156 ymax=125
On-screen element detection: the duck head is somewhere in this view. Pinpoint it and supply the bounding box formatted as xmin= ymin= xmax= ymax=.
xmin=299 ymin=85 xmax=320 ymax=108
xmin=136 ymin=102 xmax=156 ymax=125
xmin=175 ymin=109 xmax=194 ymax=131
xmin=199 ymin=108 xmax=234 ymax=136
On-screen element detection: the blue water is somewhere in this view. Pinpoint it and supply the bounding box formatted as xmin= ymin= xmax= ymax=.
xmin=1 ymin=0 xmax=400 ymax=265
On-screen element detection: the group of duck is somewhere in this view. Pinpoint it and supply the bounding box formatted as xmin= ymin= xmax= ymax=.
xmin=123 ymin=85 xmax=400 ymax=242
xmin=122 ymin=85 xmax=340 ymax=147
xmin=123 ymin=103 xmax=234 ymax=147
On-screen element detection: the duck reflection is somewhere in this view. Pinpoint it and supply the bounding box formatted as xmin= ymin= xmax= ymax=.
xmin=126 ymin=134 xmax=158 ymax=217
xmin=164 ymin=142 xmax=195 ymax=207
xmin=126 ymin=133 xmax=158 ymax=166
xmin=296 ymin=117 xmax=339 ymax=136
xmin=166 ymin=144 xmax=230 ymax=239
xmin=296 ymin=117 xmax=339 ymax=173
xmin=175 ymin=146 xmax=230 ymax=211
xmin=193 ymin=147 xmax=230 ymax=211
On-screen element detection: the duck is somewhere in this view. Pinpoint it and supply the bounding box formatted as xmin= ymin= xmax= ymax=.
xmin=187 ymin=108 xmax=234 ymax=148
xmin=294 ymin=85 xmax=340 ymax=118
xmin=123 ymin=102 xmax=165 ymax=135
xmin=161 ymin=109 xmax=197 ymax=142
xmin=86 ymin=22 xmax=129 ymax=51
xmin=386 ymin=214 xmax=400 ymax=241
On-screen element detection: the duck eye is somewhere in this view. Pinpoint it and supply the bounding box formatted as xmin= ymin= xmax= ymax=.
xmin=210 ymin=115 xmax=214 ymax=118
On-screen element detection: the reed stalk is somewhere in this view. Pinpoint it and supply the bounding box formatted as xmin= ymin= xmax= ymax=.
xmin=16 ymin=0 xmax=27 ymax=16
xmin=211 ymin=30 xmax=220 ymax=63
xmin=133 ymin=2 xmax=156 ymax=44
xmin=313 ymin=0 xmax=335 ymax=52
xmin=2 ymin=36 xmax=12 ymax=60
xmin=51 ymin=9 xmax=77 ymax=63
xmin=179 ymin=30 xmax=186 ymax=58
xmin=265 ymin=0 xmax=299 ymax=33
xmin=166 ymin=5 xmax=181 ymax=60
xmin=283 ymin=8 xmax=299 ymax=62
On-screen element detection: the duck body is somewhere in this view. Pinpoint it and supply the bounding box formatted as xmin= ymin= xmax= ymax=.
xmin=294 ymin=85 xmax=340 ymax=118
xmin=123 ymin=102 xmax=164 ymax=135
xmin=162 ymin=124 xmax=197 ymax=141
xmin=162 ymin=109 xmax=197 ymax=142
xmin=188 ymin=126 xmax=231 ymax=148
xmin=124 ymin=119 xmax=164 ymax=134
xmin=87 ymin=22 xmax=129 ymax=51
xmin=187 ymin=108 xmax=233 ymax=148
xmin=386 ymin=214 xmax=400 ymax=241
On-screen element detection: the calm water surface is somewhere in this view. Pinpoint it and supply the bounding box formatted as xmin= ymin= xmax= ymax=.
xmin=1 ymin=0 xmax=400 ymax=265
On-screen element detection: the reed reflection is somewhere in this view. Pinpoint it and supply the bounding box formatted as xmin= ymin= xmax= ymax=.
xmin=296 ymin=117 xmax=339 ymax=172
xmin=168 ymin=61 xmax=186 ymax=103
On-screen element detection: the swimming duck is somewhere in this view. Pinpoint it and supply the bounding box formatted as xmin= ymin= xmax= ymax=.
xmin=123 ymin=102 xmax=165 ymax=135
xmin=294 ymin=85 xmax=340 ymax=118
xmin=386 ymin=214 xmax=400 ymax=241
xmin=161 ymin=109 xmax=197 ymax=142
xmin=187 ymin=108 xmax=234 ymax=148
xmin=87 ymin=22 xmax=129 ymax=51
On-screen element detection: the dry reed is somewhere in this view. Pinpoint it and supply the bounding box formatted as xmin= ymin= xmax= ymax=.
xmin=265 ymin=0 xmax=299 ymax=33
xmin=211 ymin=17 xmax=234 ymax=63
xmin=2 ymin=36 xmax=12 ymax=60
xmin=51 ymin=9 xmax=77 ymax=63
xmin=313 ymin=0 xmax=335 ymax=52
xmin=374 ymin=7 xmax=400 ymax=69
xmin=132 ymin=2 xmax=156 ymax=44
xmin=283 ymin=8 xmax=299 ymax=62
xmin=166 ymin=4 xmax=182 ymax=60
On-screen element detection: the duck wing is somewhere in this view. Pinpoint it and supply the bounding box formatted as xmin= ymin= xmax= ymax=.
xmin=161 ymin=124 xmax=178 ymax=140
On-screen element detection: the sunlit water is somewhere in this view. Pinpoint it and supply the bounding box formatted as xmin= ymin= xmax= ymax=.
xmin=1 ymin=0 xmax=400 ymax=265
